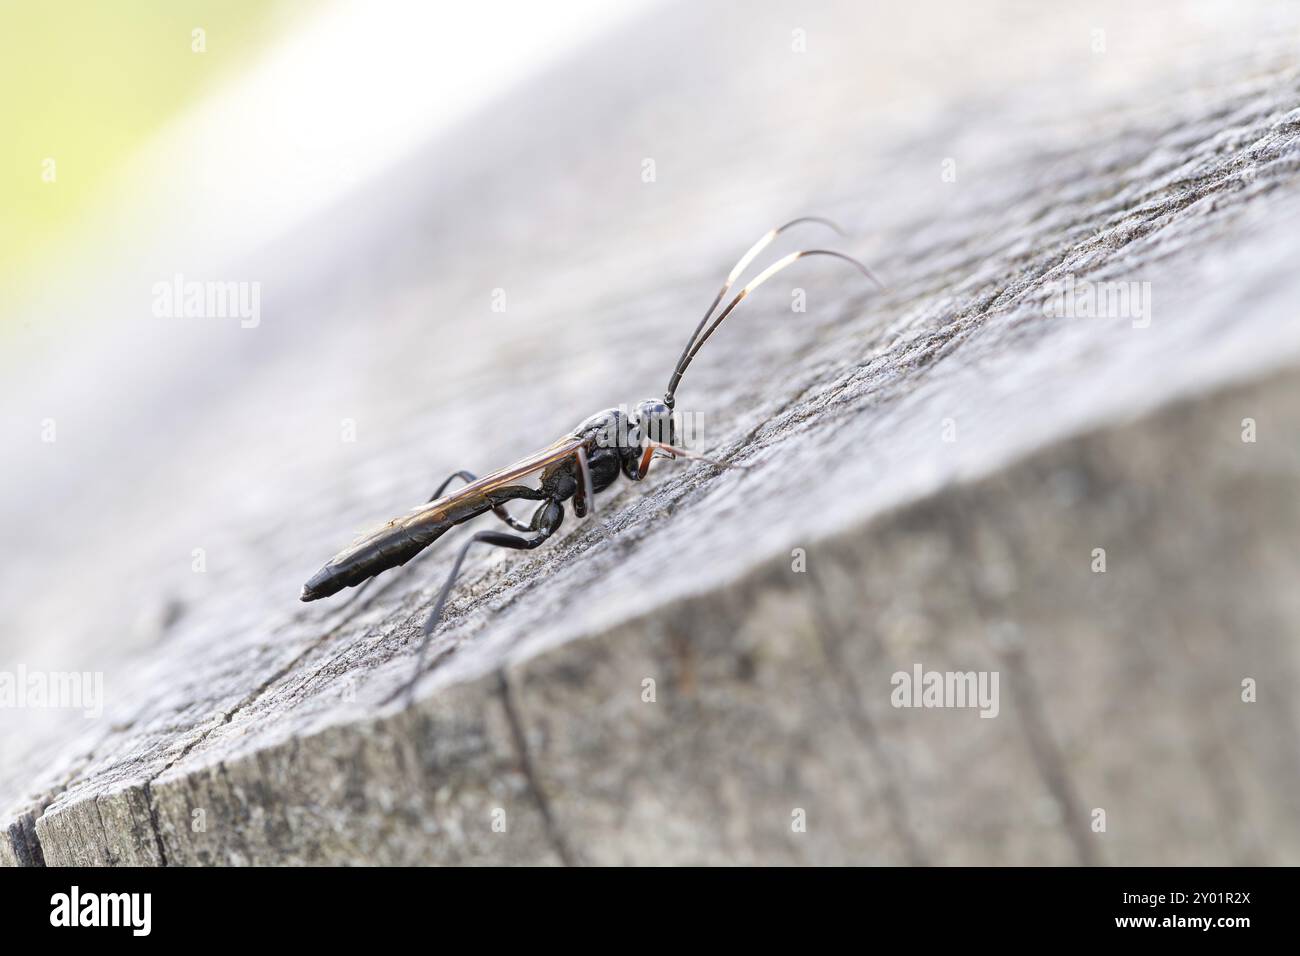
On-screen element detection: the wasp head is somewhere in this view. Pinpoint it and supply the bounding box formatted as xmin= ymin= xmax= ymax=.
xmin=618 ymin=398 xmax=675 ymax=478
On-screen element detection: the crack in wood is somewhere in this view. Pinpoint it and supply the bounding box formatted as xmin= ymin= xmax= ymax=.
xmin=805 ymin=573 xmax=929 ymax=865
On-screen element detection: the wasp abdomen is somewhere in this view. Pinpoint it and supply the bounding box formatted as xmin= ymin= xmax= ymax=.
xmin=300 ymin=521 xmax=454 ymax=601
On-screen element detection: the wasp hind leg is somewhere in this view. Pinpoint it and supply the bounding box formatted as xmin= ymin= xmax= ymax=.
xmin=403 ymin=499 xmax=565 ymax=704
xmin=430 ymin=469 xmax=534 ymax=531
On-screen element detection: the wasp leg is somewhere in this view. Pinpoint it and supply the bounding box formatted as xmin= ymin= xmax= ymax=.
xmin=404 ymin=499 xmax=564 ymax=703
xmin=571 ymin=445 xmax=595 ymax=517
xmin=429 ymin=469 xmax=534 ymax=531
xmin=424 ymin=499 xmax=564 ymax=633
xmin=429 ymin=469 xmax=475 ymax=500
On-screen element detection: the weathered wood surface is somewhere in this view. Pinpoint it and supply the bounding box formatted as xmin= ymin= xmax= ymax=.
xmin=3 ymin=0 xmax=1300 ymax=865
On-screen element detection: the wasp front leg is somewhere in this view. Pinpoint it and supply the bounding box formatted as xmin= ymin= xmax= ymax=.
xmin=571 ymin=446 xmax=594 ymax=517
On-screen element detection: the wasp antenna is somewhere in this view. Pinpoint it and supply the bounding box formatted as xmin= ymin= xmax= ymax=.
xmin=664 ymin=249 xmax=882 ymax=405
xmin=665 ymin=217 xmax=847 ymax=408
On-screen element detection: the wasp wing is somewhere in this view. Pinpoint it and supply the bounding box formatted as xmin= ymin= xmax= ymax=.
xmin=395 ymin=436 xmax=585 ymax=532
xmin=301 ymin=436 xmax=585 ymax=600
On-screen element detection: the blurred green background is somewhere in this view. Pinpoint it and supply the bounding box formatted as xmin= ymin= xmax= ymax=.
xmin=0 ymin=1 xmax=308 ymax=314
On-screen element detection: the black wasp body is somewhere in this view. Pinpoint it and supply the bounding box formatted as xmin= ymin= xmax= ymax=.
xmin=301 ymin=217 xmax=880 ymax=696
xmin=299 ymin=402 xmax=670 ymax=606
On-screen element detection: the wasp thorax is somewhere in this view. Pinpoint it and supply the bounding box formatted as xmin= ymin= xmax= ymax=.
xmin=574 ymin=407 xmax=625 ymax=449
